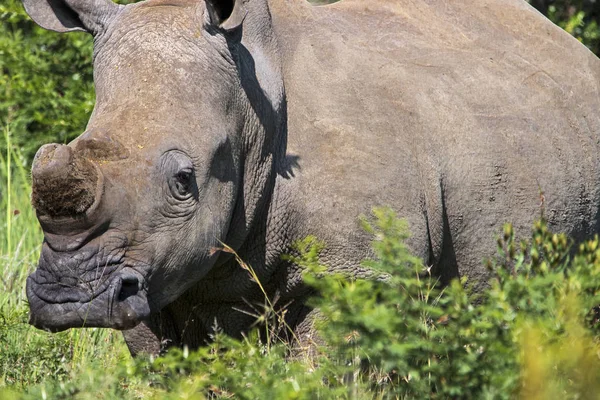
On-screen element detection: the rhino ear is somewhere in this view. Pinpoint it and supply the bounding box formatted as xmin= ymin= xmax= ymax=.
xmin=204 ymin=0 xmax=246 ymax=31
xmin=23 ymin=0 xmax=121 ymax=35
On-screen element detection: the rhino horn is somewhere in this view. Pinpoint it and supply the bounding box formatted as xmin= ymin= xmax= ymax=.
xmin=31 ymin=144 xmax=102 ymax=218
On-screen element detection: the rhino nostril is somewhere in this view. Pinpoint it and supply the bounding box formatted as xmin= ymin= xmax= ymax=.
xmin=118 ymin=275 xmax=139 ymax=301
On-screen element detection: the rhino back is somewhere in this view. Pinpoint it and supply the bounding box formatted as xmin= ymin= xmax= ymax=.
xmin=270 ymin=0 xmax=600 ymax=284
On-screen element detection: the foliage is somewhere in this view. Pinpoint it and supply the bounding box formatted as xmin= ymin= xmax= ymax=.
xmin=529 ymin=0 xmax=600 ymax=55
xmin=303 ymin=208 xmax=600 ymax=398
xmin=0 ymin=0 xmax=95 ymax=160
xmin=0 ymin=0 xmax=138 ymax=161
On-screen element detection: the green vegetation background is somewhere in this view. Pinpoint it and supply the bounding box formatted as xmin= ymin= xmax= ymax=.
xmin=1 ymin=0 xmax=600 ymax=398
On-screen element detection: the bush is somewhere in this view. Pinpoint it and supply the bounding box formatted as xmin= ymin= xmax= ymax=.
xmin=529 ymin=0 xmax=600 ymax=55
xmin=5 ymin=207 xmax=600 ymax=398
xmin=0 ymin=0 xmax=137 ymax=161
xmin=305 ymin=209 xmax=600 ymax=398
xmin=0 ymin=0 xmax=95 ymax=160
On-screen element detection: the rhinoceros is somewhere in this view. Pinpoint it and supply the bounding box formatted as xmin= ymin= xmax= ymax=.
xmin=23 ymin=0 xmax=600 ymax=355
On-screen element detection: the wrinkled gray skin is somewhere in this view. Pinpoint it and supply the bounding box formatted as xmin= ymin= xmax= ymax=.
xmin=24 ymin=0 xmax=600 ymax=356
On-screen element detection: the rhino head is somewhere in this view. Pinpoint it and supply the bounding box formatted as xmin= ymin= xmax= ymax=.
xmin=25 ymin=0 xmax=285 ymax=332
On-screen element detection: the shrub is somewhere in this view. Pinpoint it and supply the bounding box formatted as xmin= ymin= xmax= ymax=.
xmin=529 ymin=0 xmax=600 ymax=55
xmin=0 ymin=0 xmax=137 ymax=161
xmin=0 ymin=0 xmax=95 ymax=160
xmin=7 ymin=208 xmax=600 ymax=399
xmin=309 ymin=209 xmax=600 ymax=398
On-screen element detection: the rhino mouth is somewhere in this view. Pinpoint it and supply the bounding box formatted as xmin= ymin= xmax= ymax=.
xmin=27 ymin=249 xmax=151 ymax=332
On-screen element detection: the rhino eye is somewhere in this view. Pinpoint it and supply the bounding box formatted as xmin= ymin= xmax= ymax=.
xmin=171 ymin=168 xmax=194 ymax=200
